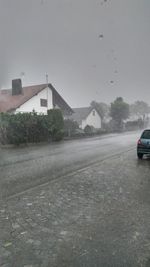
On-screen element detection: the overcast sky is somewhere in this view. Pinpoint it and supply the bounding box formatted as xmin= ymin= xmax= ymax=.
xmin=0 ymin=0 xmax=150 ymax=107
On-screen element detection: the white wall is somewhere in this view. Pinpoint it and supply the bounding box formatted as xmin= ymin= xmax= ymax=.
xmin=15 ymin=87 xmax=53 ymax=114
xmin=81 ymin=109 xmax=101 ymax=129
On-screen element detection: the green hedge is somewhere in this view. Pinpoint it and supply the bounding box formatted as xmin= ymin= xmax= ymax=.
xmin=0 ymin=109 xmax=64 ymax=145
xmin=47 ymin=109 xmax=64 ymax=141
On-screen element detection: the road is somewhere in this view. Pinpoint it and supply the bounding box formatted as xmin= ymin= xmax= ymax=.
xmin=0 ymin=132 xmax=140 ymax=198
xmin=0 ymin=131 xmax=150 ymax=267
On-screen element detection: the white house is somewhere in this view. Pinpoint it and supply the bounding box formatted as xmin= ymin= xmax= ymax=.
xmin=70 ymin=107 xmax=102 ymax=129
xmin=0 ymin=79 xmax=73 ymax=116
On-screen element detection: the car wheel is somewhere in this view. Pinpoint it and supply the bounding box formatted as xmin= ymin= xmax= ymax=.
xmin=137 ymin=153 xmax=143 ymax=159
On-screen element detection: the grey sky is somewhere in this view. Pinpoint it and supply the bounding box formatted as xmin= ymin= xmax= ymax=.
xmin=0 ymin=0 xmax=150 ymax=107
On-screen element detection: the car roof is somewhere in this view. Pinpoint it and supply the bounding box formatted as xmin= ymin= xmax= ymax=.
xmin=142 ymin=129 xmax=150 ymax=132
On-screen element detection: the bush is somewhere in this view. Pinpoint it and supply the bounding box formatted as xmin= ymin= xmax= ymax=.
xmin=0 ymin=109 xmax=64 ymax=145
xmin=47 ymin=109 xmax=64 ymax=141
xmin=96 ymin=128 xmax=107 ymax=135
xmin=125 ymin=119 xmax=144 ymax=131
xmin=26 ymin=112 xmax=49 ymax=143
xmin=106 ymin=119 xmax=124 ymax=133
xmin=73 ymin=128 xmax=85 ymax=138
xmin=84 ymin=125 xmax=96 ymax=135
xmin=101 ymin=122 xmax=112 ymax=133
xmin=0 ymin=113 xmax=9 ymax=144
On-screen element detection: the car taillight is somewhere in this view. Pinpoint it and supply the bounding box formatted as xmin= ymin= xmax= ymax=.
xmin=137 ymin=139 xmax=141 ymax=145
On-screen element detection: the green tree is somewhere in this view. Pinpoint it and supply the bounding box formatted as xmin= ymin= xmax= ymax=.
xmin=110 ymin=97 xmax=129 ymax=131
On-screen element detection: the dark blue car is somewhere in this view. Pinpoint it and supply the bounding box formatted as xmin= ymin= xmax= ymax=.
xmin=137 ymin=129 xmax=150 ymax=159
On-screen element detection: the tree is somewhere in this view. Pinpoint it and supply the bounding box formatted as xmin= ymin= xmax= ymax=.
xmin=90 ymin=101 xmax=109 ymax=120
xmin=130 ymin=101 xmax=150 ymax=119
xmin=110 ymin=97 xmax=129 ymax=131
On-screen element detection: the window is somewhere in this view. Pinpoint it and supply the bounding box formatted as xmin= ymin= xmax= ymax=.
xmin=40 ymin=99 xmax=47 ymax=107
xmin=92 ymin=110 xmax=95 ymax=116
xmin=141 ymin=130 xmax=150 ymax=139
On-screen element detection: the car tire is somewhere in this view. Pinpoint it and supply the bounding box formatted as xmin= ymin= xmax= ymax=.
xmin=137 ymin=153 xmax=143 ymax=159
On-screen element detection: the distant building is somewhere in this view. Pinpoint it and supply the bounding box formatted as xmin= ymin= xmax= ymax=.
xmin=69 ymin=106 xmax=102 ymax=129
xmin=0 ymin=79 xmax=73 ymax=116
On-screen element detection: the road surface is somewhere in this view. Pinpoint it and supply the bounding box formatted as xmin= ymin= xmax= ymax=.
xmin=0 ymin=132 xmax=140 ymax=198
xmin=0 ymin=131 xmax=150 ymax=267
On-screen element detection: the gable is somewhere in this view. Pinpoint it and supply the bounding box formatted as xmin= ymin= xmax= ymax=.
xmin=83 ymin=108 xmax=101 ymax=127
xmin=86 ymin=108 xmax=101 ymax=121
xmin=16 ymin=87 xmax=53 ymax=114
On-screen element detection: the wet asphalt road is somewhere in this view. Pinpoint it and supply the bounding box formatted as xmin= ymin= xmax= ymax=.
xmin=0 ymin=132 xmax=140 ymax=199
xmin=0 ymin=131 xmax=150 ymax=267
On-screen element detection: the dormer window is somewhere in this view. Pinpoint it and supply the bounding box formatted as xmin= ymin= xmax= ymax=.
xmin=92 ymin=110 xmax=95 ymax=116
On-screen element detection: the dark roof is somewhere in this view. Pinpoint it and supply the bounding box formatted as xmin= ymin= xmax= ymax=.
xmin=49 ymin=84 xmax=73 ymax=115
xmin=70 ymin=107 xmax=94 ymax=125
xmin=0 ymin=83 xmax=73 ymax=115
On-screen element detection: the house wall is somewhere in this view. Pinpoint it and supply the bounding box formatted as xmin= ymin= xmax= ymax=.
xmin=15 ymin=87 xmax=53 ymax=114
xmin=81 ymin=109 xmax=101 ymax=129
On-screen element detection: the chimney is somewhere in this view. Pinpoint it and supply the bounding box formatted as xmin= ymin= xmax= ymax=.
xmin=12 ymin=79 xmax=23 ymax=95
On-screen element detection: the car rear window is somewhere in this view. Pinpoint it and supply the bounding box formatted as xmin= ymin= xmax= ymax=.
xmin=141 ymin=130 xmax=150 ymax=139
